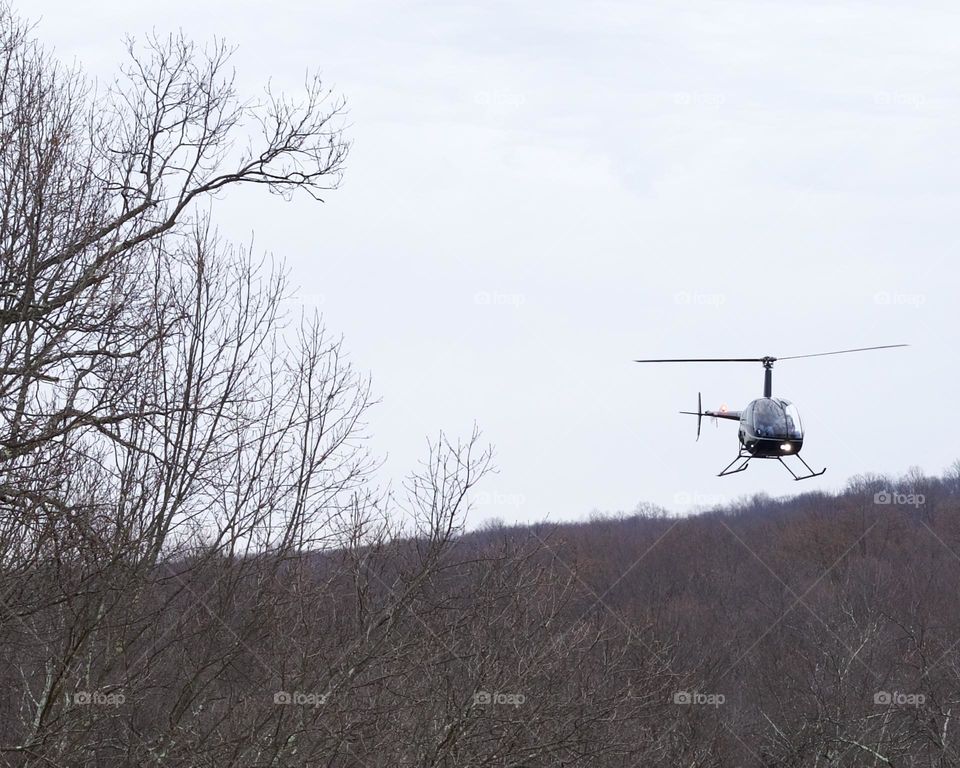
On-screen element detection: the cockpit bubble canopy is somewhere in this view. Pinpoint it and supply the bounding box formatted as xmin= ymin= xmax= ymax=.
xmin=751 ymin=398 xmax=803 ymax=439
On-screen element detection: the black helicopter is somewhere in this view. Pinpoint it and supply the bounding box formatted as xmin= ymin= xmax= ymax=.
xmin=635 ymin=344 xmax=908 ymax=481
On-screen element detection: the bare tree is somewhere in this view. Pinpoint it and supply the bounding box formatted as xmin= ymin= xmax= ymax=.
xmin=0 ymin=9 xmax=506 ymax=767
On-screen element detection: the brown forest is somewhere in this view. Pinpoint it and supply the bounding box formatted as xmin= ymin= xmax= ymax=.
xmin=1 ymin=7 xmax=958 ymax=766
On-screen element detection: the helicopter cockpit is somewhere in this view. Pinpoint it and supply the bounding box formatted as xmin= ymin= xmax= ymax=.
xmin=750 ymin=398 xmax=803 ymax=439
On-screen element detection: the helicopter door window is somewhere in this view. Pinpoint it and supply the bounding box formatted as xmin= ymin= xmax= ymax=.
xmin=783 ymin=401 xmax=803 ymax=439
xmin=753 ymin=399 xmax=786 ymax=438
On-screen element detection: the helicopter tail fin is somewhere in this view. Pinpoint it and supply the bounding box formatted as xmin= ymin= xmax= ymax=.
xmin=678 ymin=391 xmax=703 ymax=441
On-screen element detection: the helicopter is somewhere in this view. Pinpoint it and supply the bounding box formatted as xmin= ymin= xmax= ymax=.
xmin=634 ymin=344 xmax=908 ymax=481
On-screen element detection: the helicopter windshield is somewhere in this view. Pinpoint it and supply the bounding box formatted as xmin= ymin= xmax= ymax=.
xmin=752 ymin=398 xmax=803 ymax=439
xmin=752 ymin=399 xmax=786 ymax=438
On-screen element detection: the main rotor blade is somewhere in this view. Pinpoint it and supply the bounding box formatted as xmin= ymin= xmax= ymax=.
xmin=634 ymin=358 xmax=763 ymax=363
xmin=776 ymin=344 xmax=909 ymax=361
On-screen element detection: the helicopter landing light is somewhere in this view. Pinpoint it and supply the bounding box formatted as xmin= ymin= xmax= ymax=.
xmin=780 ymin=443 xmax=792 ymax=452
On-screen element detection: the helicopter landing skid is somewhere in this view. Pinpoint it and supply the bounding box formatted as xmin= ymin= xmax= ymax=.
xmin=717 ymin=450 xmax=752 ymax=477
xmin=717 ymin=450 xmax=826 ymax=481
xmin=777 ymin=454 xmax=826 ymax=482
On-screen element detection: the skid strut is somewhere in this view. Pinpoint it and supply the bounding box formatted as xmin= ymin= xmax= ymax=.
xmin=777 ymin=454 xmax=826 ymax=482
xmin=718 ymin=450 xmax=752 ymax=477
xmin=717 ymin=450 xmax=826 ymax=481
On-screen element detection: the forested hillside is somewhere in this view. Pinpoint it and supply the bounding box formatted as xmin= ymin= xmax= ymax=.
xmin=5 ymin=463 xmax=960 ymax=766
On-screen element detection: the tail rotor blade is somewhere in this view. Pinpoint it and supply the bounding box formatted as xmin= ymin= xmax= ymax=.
xmin=697 ymin=392 xmax=702 ymax=441
xmin=680 ymin=392 xmax=703 ymax=440
xmin=679 ymin=392 xmax=704 ymax=441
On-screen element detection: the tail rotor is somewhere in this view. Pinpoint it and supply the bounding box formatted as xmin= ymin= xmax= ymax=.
xmin=679 ymin=392 xmax=703 ymax=441
xmin=696 ymin=391 xmax=702 ymax=440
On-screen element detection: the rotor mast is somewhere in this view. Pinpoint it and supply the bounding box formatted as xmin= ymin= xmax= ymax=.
xmin=762 ymin=357 xmax=774 ymax=398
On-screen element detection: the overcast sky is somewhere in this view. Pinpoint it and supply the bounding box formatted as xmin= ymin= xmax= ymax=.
xmin=27 ymin=0 xmax=960 ymax=525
